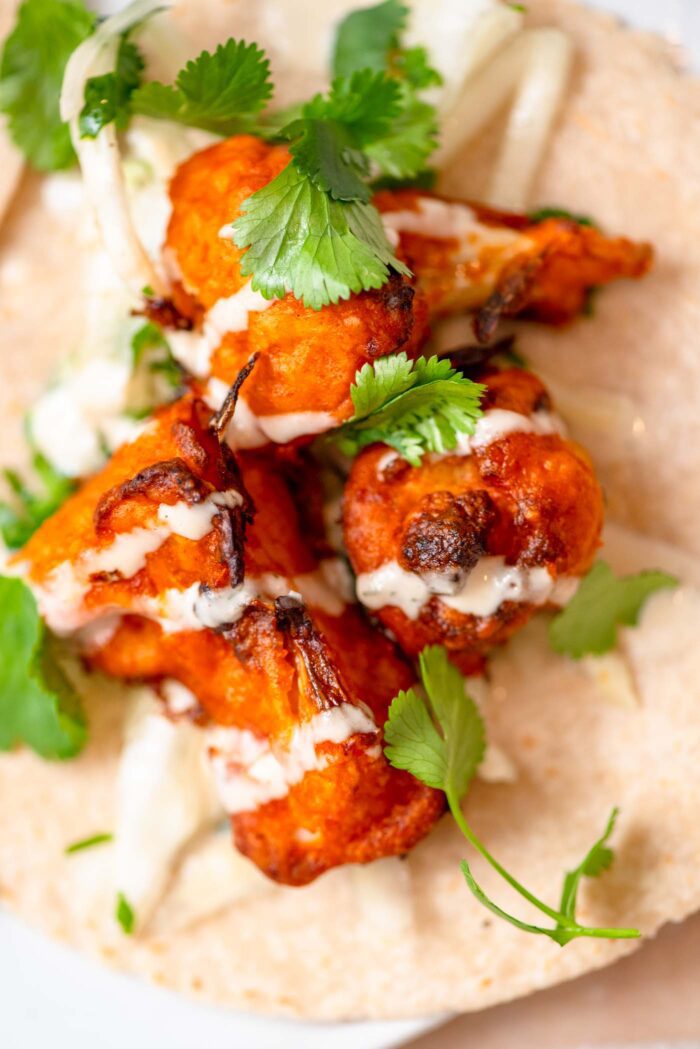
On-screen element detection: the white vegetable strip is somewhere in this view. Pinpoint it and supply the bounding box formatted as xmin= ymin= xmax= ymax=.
xmin=434 ymin=32 xmax=529 ymax=168
xmin=409 ymin=0 xmax=522 ymax=116
xmin=60 ymin=0 xmax=172 ymax=298
xmin=488 ymin=28 xmax=574 ymax=210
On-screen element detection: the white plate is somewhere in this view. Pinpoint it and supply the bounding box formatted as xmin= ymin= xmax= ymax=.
xmin=2 ymin=2 xmax=698 ymax=1048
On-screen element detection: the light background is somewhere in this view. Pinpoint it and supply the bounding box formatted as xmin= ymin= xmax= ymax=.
xmin=1 ymin=2 xmax=698 ymax=1048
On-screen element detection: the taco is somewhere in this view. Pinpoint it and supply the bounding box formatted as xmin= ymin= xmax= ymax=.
xmin=1 ymin=0 xmax=700 ymax=1023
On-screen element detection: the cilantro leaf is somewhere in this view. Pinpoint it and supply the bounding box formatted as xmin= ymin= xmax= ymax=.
xmin=384 ymin=644 xmax=639 ymax=945
xmin=383 ymin=688 xmax=447 ymax=789
xmin=232 ymin=1 xmax=439 ymax=306
xmin=0 ymin=0 xmax=96 ymax=170
xmin=557 ymin=808 xmax=617 ymax=924
xmin=529 ymin=206 xmax=596 ymax=228
xmin=115 ymin=892 xmax=135 ymax=934
xmin=0 ymin=451 xmax=75 ymax=550
xmin=365 ymin=92 xmax=438 ymax=180
xmin=65 ymin=832 xmax=114 ymax=855
xmin=79 ymin=35 xmax=144 ymax=139
xmin=231 ymin=162 xmax=409 ymax=310
xmin=131 ymin=39 xmax=272 ymax=135
xmin=333 ymin=353 xmax=485 ymax=466
xmin=385 ymin=645 xmax=485 ymax=796
xmin=332 ymin=0 xmax=408 ymax=78
xmin=419 ymin=645 xmax=485 ymax=799
xmin=281 ymin=71 xmax=403 ymax=201
xmin=331 ymin=1 xmax=441 ymax=183
xmin=285 ymin=117 xmax=371 ymax=202
xmin=301 ymin=71 xmax=402 ymax=145
xmin=0 ymin=577 xmax=86 ymax=759
xmin=394 ymin=46 xmax=443 ymax=90
xmin=549 ymin=561 xmax=678 ymax=659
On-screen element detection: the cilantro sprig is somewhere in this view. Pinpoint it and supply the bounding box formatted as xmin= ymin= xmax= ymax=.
xmin=0 ymin=0 xmax=96 ymax=170
xmin=2 ymin=0 xmax=441 ymax=308
xmin=79 ymin=37 xmax=272 ymax=140
xmin=331 ymin=0 xmax=441 ymax=183
xmin=230 ymin=0 xmax=441 ymax=307
xmin=0 ymin=577 xmax=86 ymax=759
xmin=549 ymin=561 xmax=678 ymax=659
xmin=332 ymin=353 xmax=485 ymax=465
xmin=231 ymin=162 xmax=409 ymax=310
xmin=385 ymin=645 xmax=639 ymax=945
xmin=332 ymin=0 xmax=408 ymax=78
xmin=0 ymin=449 xmax=75 ymax=550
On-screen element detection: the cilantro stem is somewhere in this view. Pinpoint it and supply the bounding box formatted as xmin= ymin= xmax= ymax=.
xmin=446 ymin=788 xmax=571 ymax=927
xmin=447 ymin=789 xmax=640 ymax=942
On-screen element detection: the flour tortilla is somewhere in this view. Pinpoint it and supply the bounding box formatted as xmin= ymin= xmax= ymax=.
xmin=2 ymin=0 xmax=700 ymax=1022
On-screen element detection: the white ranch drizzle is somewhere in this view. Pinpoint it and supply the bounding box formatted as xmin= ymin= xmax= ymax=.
xmin=356 ymin=556 xmax=561 ymax=620
xmin=454 ymin=407 xmax=565 ymax=454
xmin=207 ymin=703 xmax=379 ymax=815
xmin=157 ymin=490 xmax=242 ymax=541
xmin=137 ymin=559 xmax=351 ymax=634
xmin=378 ymin=407 xmax=566 ymax=473
xmin=168 ymin=281 xmax=276 ymax=378
xmin=30 ymin=489 xmax=242 ymax=633
xmin=381 ymin=197 xmax=523 ymax=258
xmin=203 ymin=378 xmax=336 ymax=449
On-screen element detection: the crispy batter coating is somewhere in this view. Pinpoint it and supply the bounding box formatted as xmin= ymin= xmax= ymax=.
xmin=94 ymin=602 xmax=442 ymax=885
xmin=374 ymin=189 xmax=652 ymax=337
xmin=18 ymin=394 xmax=442 ymax=885
xmin=16 ymin=397 xmax=293 ymax=625
xmin=166 ymin=136 xmax=426 ymax=420
xmin=165 ymin=139 xmax=650 ymax=433
xmin=343 ymin=368 xmax=604 ymax=671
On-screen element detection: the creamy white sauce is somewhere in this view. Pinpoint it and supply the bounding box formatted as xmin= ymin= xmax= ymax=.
xmin=382 ymin=197 xmax=522 ymax=259
xmin=357 ymin=561 xmax=431 ymax=619
xmin=31 ymin=491 xmax=242 ymax=633
xmin=28 ymin=217 xmax=173 ymax=480
xmin=136 ymin=560 xmax=350 ymax=635
xmin=356 ymin=556 xmax=561 ymax=619
xmin=192 ymin=582 xmax=260 ymax=630
xmin=203 ymin=378 xmax=337 ymax=448
xmin=125 ymin=118 xmax=216 ymax=264
xmin=208 ymin=704 xmax=378 ymax=814
xmin=168 ymin=282 xmax=276 ymax=379
xmin=378 ymin=407 xmax=566 ymax=472
xmin=156 ymin=489 xmax=242 ymax=541
xmin=114 ymin=686 xmax=223 ymax=929
xmin=83 ymin=526 xmax=170 ymax=579
xmin=257 ymin=410 xmax=338 ymax=444
xmin=161 ymin=679 xmax=200 ymax=716
xmin=457 ymin=407 xmax=565 ymax=453
xmin=37 ymin=551 xmax=352 ymax=639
